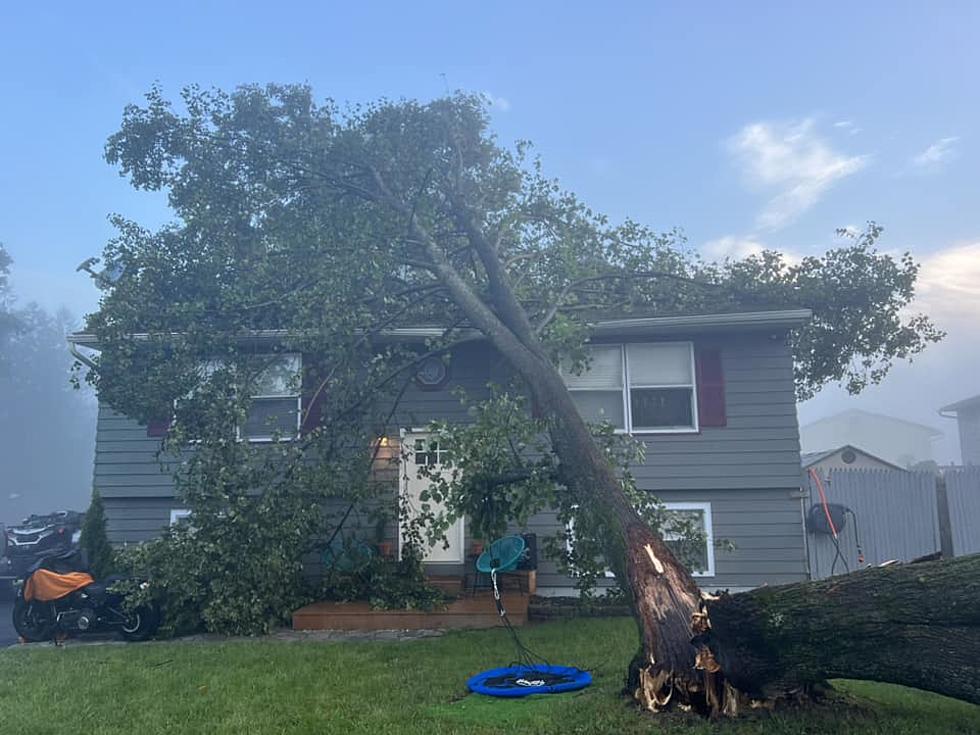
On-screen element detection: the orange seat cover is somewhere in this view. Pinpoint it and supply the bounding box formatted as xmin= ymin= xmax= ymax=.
xmin=24 ymin=569 xmax=95 ymax=602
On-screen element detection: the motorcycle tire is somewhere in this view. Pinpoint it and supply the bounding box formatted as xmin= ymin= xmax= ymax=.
xmin=12 ymin=598 xmax=55 ymax=642
xmin=120 ymin=604 xmax=159 ymax=642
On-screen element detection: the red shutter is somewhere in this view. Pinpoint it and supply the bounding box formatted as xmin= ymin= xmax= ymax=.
xmin=301 ymin=356 xmax=325 ymax=434
xmin=146 ymin=418 xmax=171 ymax=438
xmin=695 ymin=348 xmax=726 ymax=428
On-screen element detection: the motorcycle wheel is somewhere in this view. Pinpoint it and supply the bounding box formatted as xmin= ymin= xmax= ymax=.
xmin=120 ymin=605 xmax=159 ymax=642
xmin=12 ymin=598 xmax=55 ymax=642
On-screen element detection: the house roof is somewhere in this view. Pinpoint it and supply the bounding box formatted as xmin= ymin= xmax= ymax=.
xmin=939 ymin=394 xmax=980 ymax=415
xmin=801 ymin=444 xmax=905 ymax=471
xmin=801 ymin=408 xmax=943 ymax=438
xmin=66 ymin=308 xmax=813 ymax=348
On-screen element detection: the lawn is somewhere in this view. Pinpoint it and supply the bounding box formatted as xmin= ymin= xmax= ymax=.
xmin=1 ymin=617 xmax=978 ymax=734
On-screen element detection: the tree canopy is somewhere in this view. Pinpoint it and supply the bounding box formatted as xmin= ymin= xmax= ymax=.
xmin=92 ymin=86 xmax=940 ymax=413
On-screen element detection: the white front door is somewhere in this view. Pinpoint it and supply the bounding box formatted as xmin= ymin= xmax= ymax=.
xmin=400 ymin=433 xmax=465 ymax=564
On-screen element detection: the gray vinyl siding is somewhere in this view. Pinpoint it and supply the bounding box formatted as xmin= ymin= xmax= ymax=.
xmin=517 ymin=487 xmax=807 ymax=592
xmin=94 ymin=407 xmax=175 ymax=507
xmin=92 ymin=330 xmax=806 ymax=588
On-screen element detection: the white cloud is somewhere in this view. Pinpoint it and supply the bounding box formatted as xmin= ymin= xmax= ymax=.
xmin=482 ymin=92 xmax=511 ymax=112
xmin=701 ymin=235 xmax=768 ymax=261
xmin=699 ymin=234 xmax=804 ymax=265
xmin=910 ymin=137 xmax=959 ymax=170
xmin=729 ymin=119 xmax=870 ymax=231
xmin=913 ymin=240 xmax=980 ymax=325
xmin=833 ymin=120 xmax=862 ymax=135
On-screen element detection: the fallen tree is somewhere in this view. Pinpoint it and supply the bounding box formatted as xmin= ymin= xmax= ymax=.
xmin=89 ymin=86 xmax=951 ymax=716
xmin=681 ymin=553 xmax=980 ymax=713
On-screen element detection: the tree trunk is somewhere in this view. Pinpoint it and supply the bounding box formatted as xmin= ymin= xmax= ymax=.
xmin=524 ymin=366 xmax=709 ymax=709
xmin=698 ymin=553 xmax=980 ymax=708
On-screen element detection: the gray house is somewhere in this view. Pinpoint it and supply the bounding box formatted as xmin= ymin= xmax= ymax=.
xmin=940 ymin=394 xmax=980 ymax=466
xmin=69 ymin=308 xmax=811 ymax=595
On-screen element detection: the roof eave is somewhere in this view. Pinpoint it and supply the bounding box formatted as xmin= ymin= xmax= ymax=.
xmin=67 ymin=308 xmax=814 ymax=349
xmin=592 ymin=309 xmax=812 ymax=337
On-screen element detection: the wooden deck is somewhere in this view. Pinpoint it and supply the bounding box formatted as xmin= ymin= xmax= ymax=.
xmin=292 ymin=591 xmax=529 ymax=631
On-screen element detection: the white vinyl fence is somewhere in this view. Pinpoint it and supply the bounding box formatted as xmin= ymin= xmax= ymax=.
xmin=805 ymin=469 xmax=941 ymax=580
xmin=946 ymin=466 xmax=980 ymax=556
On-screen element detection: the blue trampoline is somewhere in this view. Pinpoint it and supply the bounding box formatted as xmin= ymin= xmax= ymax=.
xmin=467 ymin=664 xmax=592 ymax=698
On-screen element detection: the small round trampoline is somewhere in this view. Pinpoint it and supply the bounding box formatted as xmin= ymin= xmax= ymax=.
xmin=467 ymin=665 xmax=592 ymax=698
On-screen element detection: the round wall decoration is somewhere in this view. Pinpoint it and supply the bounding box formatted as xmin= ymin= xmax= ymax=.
xmin=415 ymin=356 xmax=449 ymax=389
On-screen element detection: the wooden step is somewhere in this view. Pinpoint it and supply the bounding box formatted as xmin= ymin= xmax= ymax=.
xmin=425 ymin=575 xmax=464 ymax=596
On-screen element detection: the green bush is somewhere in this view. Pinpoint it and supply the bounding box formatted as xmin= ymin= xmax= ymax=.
xmin=319 ymin=542 xmax=447 ymax=611
xmin=80 ymin=489 xmax=116 ymax=578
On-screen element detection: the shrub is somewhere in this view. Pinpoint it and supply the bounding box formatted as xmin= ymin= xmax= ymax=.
xmin=80 ymin=489 xmax=116 ymax=578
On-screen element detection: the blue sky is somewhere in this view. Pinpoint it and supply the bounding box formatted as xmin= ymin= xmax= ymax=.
xmin=1 ymin=2 xmax=977 ymax=460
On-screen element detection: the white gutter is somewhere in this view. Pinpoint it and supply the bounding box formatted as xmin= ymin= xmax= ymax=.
xmin=66 ymin=309 xmax=813 ymax=349
xmin=592 ymin=309 xmax=812 ymax=335
xmin=68 ymin=339 xmax=98 ymax=370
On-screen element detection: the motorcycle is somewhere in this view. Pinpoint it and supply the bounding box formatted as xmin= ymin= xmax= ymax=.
xmin=12 ymin=551 xmax=159 ymax=643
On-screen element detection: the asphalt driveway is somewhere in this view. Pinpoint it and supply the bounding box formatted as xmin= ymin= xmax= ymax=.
xmin=0 ymin=601 xmax=16 ymax=647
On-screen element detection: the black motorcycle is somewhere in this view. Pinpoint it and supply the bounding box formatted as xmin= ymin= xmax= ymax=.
xmin=12 ymin=552 xmax=159 ymax=643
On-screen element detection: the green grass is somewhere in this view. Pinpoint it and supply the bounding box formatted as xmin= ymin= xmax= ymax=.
xmin=1 ymin=618 xmax=977 ymax=734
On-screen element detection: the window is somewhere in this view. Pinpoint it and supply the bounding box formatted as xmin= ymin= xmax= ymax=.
xmin=563 ymin=342 xmax=697 ymax=433
xmin=170 ymin=509 xmax=192 ymax=526
xmin=238 ymin=354 xmax=302 ymax=442
xmin=412 ymin=437 xmax=451 ymax=467
xmin=661 ymin=502 xmax=715 ymax=577
xmin=565 ymin=503 xmax=715 ymax=579
xmin=564 ymin=500 xmax=715 ymax=578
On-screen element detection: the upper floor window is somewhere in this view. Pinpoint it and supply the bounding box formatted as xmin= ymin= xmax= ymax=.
xmin=562 ymin=342 xmax=698 ymax=433
xmin=238 ymin=354 xmax=302 ymax=442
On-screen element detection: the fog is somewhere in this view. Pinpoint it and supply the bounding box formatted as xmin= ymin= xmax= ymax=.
xmin=0 ymin=296 xmax=97 ymax=526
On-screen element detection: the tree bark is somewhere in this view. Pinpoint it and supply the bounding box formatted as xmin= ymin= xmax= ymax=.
xmin=696 ymin=553 xmax=980 ymax=708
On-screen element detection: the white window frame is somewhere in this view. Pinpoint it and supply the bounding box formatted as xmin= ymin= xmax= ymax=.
xmin=564 ymin=342 xmax=699 ymax=435
xmin=235 ymin=353 xmax=303 ymax=444
xmin=170 ymin=508 xmax=192 ymax=525
xmin=661 ymin=501 xmax=715 ymax=578
xmin=565 ymin=500 xmax=715 ymax=579
xmin=564 ymin=510 xmax=617 ymax=579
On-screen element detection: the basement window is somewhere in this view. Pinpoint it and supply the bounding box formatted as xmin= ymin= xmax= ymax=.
xmin=565 ymin=501 xmax=715 ymax=578
xmin=661 ymin=502 xmax=715 ymax=577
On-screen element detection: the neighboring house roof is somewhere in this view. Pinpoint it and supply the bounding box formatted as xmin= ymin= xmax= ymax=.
xmin=67 ymin=308 xmax=813 ymax=348
xmin=801 ymin=408 xmax=943 ymax=438
xmin=939 ymin=394 xmax=980 ymax=415
xmin=801 ymin=444 xmax=905 ymax=471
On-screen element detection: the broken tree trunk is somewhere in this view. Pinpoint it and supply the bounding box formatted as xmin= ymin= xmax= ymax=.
xmin=698 ymin=553 xmax=980 ymax=708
